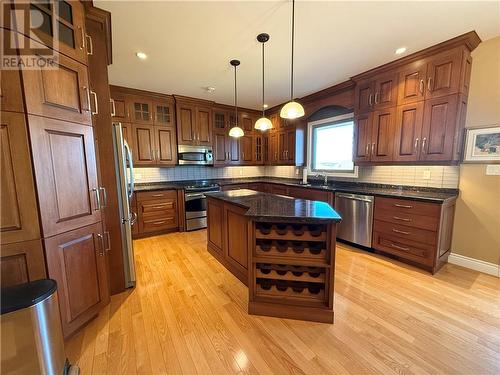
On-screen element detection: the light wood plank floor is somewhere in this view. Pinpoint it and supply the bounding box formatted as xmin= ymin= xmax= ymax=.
xmin=66 ymin=230 xmax=500 ymax=375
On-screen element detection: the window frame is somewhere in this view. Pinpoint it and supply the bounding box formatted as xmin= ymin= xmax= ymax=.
xmin=307 ymin=114 xmax=358 ymax=178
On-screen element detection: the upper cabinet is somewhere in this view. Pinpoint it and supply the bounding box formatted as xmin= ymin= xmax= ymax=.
xmin=352 ymin=32 xmax=480 ymax=165
xmin=9 ymin=0 xmax=90 ymax=65
xmin=129 ymin=96 xmax=153 ymax=125
xmin=153 ymin=99 xmax=175 ymax=127
xmin=175 ymin=98 xmax=213 ymax=147
xmin=110 ymin=88 xmax=130 ymax=122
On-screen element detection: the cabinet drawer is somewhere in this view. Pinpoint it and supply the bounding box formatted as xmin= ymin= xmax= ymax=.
xmin=375 ymin=197 xmax=441 ymax=217
xmin=374 ymin=209 xmax=439 ymax=231
xmin=137 ymin=189 xmax=177 ymax=202
xmin=139 ymin=199 xmax=176 ymax=214
xmin=372 ymin=231 xmax=434 ymax=266
xmin=139 ymin=212 xmax=178 ymax=233
xmin=373 ymin=220 xmax=437 ymax=245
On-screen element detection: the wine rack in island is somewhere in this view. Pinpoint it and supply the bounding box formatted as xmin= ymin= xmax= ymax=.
xmin=249 ymin=221 xmax=336 ymax=323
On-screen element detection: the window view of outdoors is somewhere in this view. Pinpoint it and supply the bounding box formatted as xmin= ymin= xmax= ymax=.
xmin=312 ymin=121 xmax=354 ymax=171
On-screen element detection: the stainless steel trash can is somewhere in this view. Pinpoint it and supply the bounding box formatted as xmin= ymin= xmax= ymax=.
xmin=1 ymin=279 xmax=79 ymax=375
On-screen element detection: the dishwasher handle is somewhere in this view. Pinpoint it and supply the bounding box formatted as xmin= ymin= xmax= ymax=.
xmin=336 ymin=193 xmax=374 ymax=203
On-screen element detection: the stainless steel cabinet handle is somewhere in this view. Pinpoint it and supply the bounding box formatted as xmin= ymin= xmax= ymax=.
xmin=374 ymin=92 xmax=379 ymax=104
xmin=85 ymin=34 xmax=93 ymax=55
xmin=83 ymin=86 xmax=92 ymax=111
xmin=421 ymin=137 xmax=427 ymax=153
xmin=371 ymin=143 xmax=375 ymax=156
xmin=390 ymin=243 xmax=410 ymax=251
xmin=392 ymin=228 xmax=410 ymax=235
xmin=79 ymin=26 xmax=85 ymax=50
xmin=104 ymin=231 xmax=111 ymax=252
xmin=365 ymin=144 xmax=369 ymax=156
xmin=427 ymin=77 xmax=432 ymax=92
xmin=152 ymin=194 xmax=164 ymax=197
xmin=414 ymin=138 xmax=419 ymax=151
xmin=228 ymin=152 xmax=231 ymax=160
xmin=368 ymin=93 xmax=373 ymax=106
xmin=274 ymin=151 xmax=278 ymax=160
xmin=130 ymin=211 xmax=137 ymax=226
xmin=393 ymin=216 xmax=411 ymax=222
xmin=394 ymin=203 xmax=413 ymax=209
xmin=110 ymin=99 xmax=116 ymax=117
xmin=242 ymin=152 xmax=245 ymax=159
xmin=152 ymin=220 xmax=168 ymax=225
xmin=419 ymin=79 xmax=424 ymax=94
xmin=97 ymin=233 xmax=105 ymax=256
xmin=92 ymin=188 xmax=101 ymax=210
xmin=99 ymin=187 xmax=108 ymax=208
xmin=90 ymin=90 xmax=98 ymax=115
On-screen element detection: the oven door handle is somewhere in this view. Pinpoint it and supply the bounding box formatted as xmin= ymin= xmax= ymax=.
xmin=185 ymin=193 xmax=205 ymax=200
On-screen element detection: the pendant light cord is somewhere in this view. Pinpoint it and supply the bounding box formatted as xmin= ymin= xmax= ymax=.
xmin=262 ymin=41 xmax=265 ymax=117
xmin=290 ymin=0 xmax=295 ymax=101
xmin=234 ymin=65 xmax=238 ymax=126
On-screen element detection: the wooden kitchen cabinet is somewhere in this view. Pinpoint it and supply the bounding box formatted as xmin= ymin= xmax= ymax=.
xmin=241 ymin=135 xmax=253 ymax=164
xmin=153 ymin=99 xmax=175 ymax=126
xmin=393 ymin=102 xmax=424 ymax=162
xmin=0 ymin=112 xmax=40 ymax=244
xmin=175 ymin=99 xmax=213 ymax=146
xmin=1 ymin=240 xmax=46 ymax=288
xmin=132 ymin=124 xmax=155 ymax=165
xmin=370 ymin=108 xmax=396 ymax=162
xmin=372 ymin=71 xmax=399 ymax=109
xmin=425 ymin=47 xmax=464 ymax=99
xmin=110 ymin=89 xmax=130 ymax=121
xmin=134 ymin=190 xmax=179 ymax=237
xmin=155 ymin=126 xmax=177 ymax=165
xmin=44 ymin=222 xmax=110 ymax=337
xmin=354 ymin=79 xmax=375 ymax=114
xmin=129 ymin=96 xmax=153 ymax=125
xmin=253 ymin=134 xmax=264 ymax=164
xmin=397 ymin=60 xmax=427 ymax=105
xmin=28 ymin=115 xmax=102 ymax=237
xmin=196 ymin=106 xmax=212 ymax=146
xmin=353 ymin=112 xmax=372 ymax=163
xmin=21 ymin=50 xmax=93 ymax=126
xmin=0 ymin=69 xmax=24 ymax=113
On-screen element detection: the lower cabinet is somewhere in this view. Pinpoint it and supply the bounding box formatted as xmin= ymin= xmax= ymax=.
xmin=0 ymin=240 xmax=46 ymax=287
xmin=372 ymin=196 xmax=456 ymax=273
xmin=44 ymin=222 xmax=110 ymax=337
xmin=134 ymin=190 xmax=179 ymax=237
xmin=207 ymin=198 xmax=249 ymax=284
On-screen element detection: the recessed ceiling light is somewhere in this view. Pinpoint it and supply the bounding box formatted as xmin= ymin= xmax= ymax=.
xmin=136 ymin=51 xmax=147 ymax=60
xmin=263 ymin=104 xmax=268 ymax=108
xmin=395 ymin=47 xmax=407 ymax=55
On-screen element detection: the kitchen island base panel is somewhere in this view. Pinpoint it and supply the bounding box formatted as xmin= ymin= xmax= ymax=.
xmin=248 ymin=301 xmax=334 ymax=324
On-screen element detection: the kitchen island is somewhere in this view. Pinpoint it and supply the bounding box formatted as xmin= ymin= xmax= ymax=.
xmin=206 ymin=189 xmax=341 ymax=323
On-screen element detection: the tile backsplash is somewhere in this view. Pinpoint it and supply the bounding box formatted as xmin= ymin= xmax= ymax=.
xmin=134 ymin=165 xmax=460 ymax=189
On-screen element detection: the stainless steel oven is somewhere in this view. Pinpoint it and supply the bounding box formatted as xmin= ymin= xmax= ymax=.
xmin=178 ymin=145 xmax=214 ymax=165
xmin=184 ymin=183 xmax=220 ymax=231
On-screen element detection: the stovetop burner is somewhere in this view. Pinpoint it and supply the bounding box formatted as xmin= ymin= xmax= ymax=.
xmin=184 ymin=181 xmax=221 ymax=192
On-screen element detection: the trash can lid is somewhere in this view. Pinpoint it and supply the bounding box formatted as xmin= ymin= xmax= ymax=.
xmin=1 ymin=279 xmax=57 ymax=315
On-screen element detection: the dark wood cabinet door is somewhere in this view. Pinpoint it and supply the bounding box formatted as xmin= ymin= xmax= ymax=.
xmin=240 ymin=114 xmax=254 ymax=133
xmin=213 ymin=132 xmax=228 ymax=165
xmin=371 ymin=108 xmax=396 ymax=162
xmin=155 ymin=126 xmax=177 ymax=165
xmin=228 ymin=136 xmax=240 ymax=164
xmin=354 ymin=79 xmax=374 ymax=113
xmin=207 ymin=198 xmax=223 ymax=254
xmin=420 ymin=94 xmax=458 ymax=161
xmin=132 ymin=124 xmax=155 ymax=165
xmin=21 ymin=52 xmax=92 ymax=125
xmin=196 ymin=106 xmax=212 ymax=146
xmin=286 ymin=129 xmax=296 ymax=164
xmin=129 ymin=96 xmax=153 ymax=125
xmin=253 ymin=134 xmax=264 ymax=164
xmin=12 ymin=0 xmax=89 ymax=65
xmin=223 ymin=203 xmax=249 ymax=274
xmin=397 ymin=61 xmax=427 ymax=104
xmin=353 ymin=113 xmax=372 ymax=162
xmin=0 ymin=112 xmax=40 ymax=244
xmin=121 ymin=122 xmax=133 ymax=149
xmin=0 ymin=69 xmax=24 ymax=113
xmin=1 ymin=240 xmax=46 ymax=288
xmin=241 ymin=135 xmax=253 ymax=164
xmin=278 ymin=131 xmax=287 ymax=162
xmin=176 ymin=103 xmax=196 ymax=145
xmin=268 ymin=132 xmax=279 ymax=164
xmin=213 ymin=110 xmax=228 ymax=133
xmin=373 ymin=71 xmax=399 ymax=109
xmin=269 ymin=113 xmax=280 ymax=132
xmin=425 ymin=48 xmax=463 ymax=99
xmin=45 ymin=222 xmax=109 ymax=337
xmin=394 ymin=102 xmax=424 ymax=162
xmin=110 ymin=91 xmax=129 ymax=122
xmin=28 ymin=115 xmax=101 ymax=237
xmin=153 ymin=100 xmax=174 ymax=127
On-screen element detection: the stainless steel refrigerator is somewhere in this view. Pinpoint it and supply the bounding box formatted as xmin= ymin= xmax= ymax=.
xmin=112 ymin=123 xmax=136 ymax=288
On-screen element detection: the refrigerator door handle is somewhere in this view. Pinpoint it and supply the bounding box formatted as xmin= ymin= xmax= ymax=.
xmin=124 ymin=141 xmax=135 ymax=200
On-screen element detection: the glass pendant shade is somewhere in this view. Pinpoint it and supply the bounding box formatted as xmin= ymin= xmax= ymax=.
xmin=254 ymin=116 xmax=272 ymax=131
xmin=280 ymin=100 xmax=305 ymax=119
xmin=228 ymin=126 xmax=244 ymax=138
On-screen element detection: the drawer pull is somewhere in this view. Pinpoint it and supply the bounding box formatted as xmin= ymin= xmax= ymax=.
xmin=152 ymin=220 xmax=167 ymax=225
xmin=393 ymin=216 xmax=411 ymax=222
xmin=394 ymin=203 xmax=413 ymax=209
xmin=390 ymin=243 xmax=410 ymax=251
xmin=152 ymin=194 xmax=164 ymax=197
xmin=392 ymin=228 xmax=410 ymax=235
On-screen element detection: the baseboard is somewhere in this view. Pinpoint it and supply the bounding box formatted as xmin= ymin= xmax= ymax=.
xmin=448 ymin=253 xmax=499 ymax=277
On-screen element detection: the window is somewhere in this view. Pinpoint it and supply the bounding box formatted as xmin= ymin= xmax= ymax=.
xmin=307 ymin=114 xmax=358 ymax=177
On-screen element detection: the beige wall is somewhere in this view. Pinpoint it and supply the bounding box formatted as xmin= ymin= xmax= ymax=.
xmin=451 ymin=36 xmax=500 ymax=266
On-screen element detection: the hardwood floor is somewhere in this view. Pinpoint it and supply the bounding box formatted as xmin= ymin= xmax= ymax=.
xmin=66 ymin=230 xmax=500 ymax=374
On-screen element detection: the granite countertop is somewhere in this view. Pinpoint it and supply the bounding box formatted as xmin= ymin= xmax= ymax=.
xmin=134 ymin=177 xmax=458 ymax=203
xmin=205 ymin=189 xmax=342 ymax=223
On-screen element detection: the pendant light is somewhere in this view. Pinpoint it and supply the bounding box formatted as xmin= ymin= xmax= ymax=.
xmin=228 ymin=59 xmax=244 ymax=138
xmin=254 ymin=33 xmax=273 ymax=131
xmin=280 ymin=0 xmax=305 ymax=119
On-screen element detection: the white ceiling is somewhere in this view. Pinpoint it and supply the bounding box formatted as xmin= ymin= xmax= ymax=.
xmin=95 ymin=1 xmax=500 ymax=110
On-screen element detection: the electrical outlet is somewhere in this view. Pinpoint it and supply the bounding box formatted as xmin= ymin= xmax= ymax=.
xmin=486 ymin=165 xmax=500 ymax=175
xmin=423 ymin=170 xmax=431 ymax=180
xmin=295 ymin=168 xmax=300 ymax=175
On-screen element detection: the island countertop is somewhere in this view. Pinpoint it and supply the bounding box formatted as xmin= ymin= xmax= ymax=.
xmin=205 ymin=189 xmax=341 ymax=223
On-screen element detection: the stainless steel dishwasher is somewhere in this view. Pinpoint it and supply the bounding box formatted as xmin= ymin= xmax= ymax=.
xmin=335 ymin=193 xmax=374 ymax=247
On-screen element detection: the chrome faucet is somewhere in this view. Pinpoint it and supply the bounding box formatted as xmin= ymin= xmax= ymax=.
xmin=315 ymin=173 xmax=328 ymax=186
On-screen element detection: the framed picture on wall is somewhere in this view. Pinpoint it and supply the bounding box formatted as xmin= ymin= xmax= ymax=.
xmin=463 ymin=125 xmax=500 ymax=163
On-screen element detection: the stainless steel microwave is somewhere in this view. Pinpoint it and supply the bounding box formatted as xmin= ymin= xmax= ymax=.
xmin=178 ymin=145 xmax=214 ymax=165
